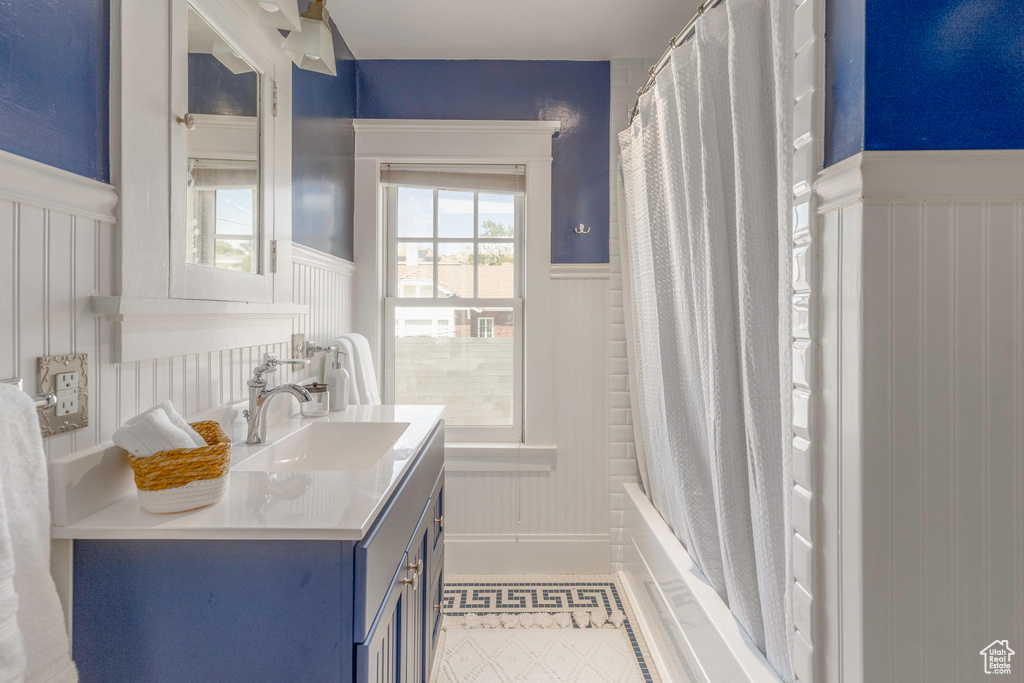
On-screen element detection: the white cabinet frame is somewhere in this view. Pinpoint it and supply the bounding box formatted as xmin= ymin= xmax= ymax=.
xmin=105 ymin=0 xmax=301 ymax=362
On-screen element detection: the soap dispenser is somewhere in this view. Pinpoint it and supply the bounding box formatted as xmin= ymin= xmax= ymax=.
xmin=325 ymin=347 xmax=350 ymax=412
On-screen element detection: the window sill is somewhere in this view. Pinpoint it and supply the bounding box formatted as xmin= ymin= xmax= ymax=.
xmin=444 ymin=442 xmax=558 ymax=472
xmin=91 ymin=296 xmax=308 ymax=363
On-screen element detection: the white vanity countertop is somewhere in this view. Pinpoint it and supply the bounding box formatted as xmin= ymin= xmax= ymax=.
xmin=52 ymin=405 xmax=444 ymax=542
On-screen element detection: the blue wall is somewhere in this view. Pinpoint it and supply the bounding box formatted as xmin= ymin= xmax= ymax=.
xmin=357 ymin=60 xmax=611 ymax=264
xmin=291 ymin=24 xmax=357 ymax=260
xmin=0 ymin=0 xmax=109 ymax=181
xmin=188 ymin=54 xmax=258 ymax=117
xmin=824 ymin=0 xmax=865 ymax=166
xmin=826 ymin=0 xmax=1024 ymax=165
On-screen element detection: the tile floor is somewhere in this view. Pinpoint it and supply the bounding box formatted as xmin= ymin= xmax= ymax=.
xmin=431 ymin=574 xmax=659 ymax=683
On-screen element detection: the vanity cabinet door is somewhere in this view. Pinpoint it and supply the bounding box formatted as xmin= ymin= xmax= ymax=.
xmin=403 ymin=507 xmax=431 ymax=683
xmin=356 ymin=556 xmax=407 ymax=683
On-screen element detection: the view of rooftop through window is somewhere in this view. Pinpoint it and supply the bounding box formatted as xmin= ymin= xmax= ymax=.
xmin=385 ymin=166 xmax=523 ymax=431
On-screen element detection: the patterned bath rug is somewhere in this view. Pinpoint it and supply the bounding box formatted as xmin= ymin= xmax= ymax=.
xmin=436 ymin=578 xmax=656 ymax=683
xmin=436 ymin=628 xmax=645 ymax=683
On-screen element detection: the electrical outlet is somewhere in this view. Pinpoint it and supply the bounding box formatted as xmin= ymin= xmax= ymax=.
xmin=57 ymin=372 xmax=78 ymax=392
xmin=56 ymin=394 xmax=78 ymax=417
xmin=37 ymin=353 xmax=88 ymax=437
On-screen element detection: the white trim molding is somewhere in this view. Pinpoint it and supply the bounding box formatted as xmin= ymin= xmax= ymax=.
xmin=91 ymin=296 xmax=307 ymax=362
xmin=291 ymin=243 xmax=356 ymax=277
xmin=816 ymin=149 xmax=1024 ymax=212
xmin=549 ymin=263 xmax=610 ymax=279
xmin=0 ymin=148 xmax=118 ymax=222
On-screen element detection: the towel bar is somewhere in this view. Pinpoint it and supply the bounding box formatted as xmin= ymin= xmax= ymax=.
xmin=0 ymin=378 xmax=56 ymax=410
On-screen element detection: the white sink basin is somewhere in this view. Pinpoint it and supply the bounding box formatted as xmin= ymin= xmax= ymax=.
xmin=233 ymin=421 xmax=411 ymax=472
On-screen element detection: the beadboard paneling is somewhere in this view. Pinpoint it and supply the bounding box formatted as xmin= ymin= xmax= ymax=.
xmin=0 ymin=184 xmax=353 ymax=490
xmin=444 ymin=273 xmax=610 ymax=571
xmin=817 ymin=152 xmax=1024 ymax=683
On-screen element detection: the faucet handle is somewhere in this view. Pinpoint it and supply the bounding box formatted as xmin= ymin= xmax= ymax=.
xmin=249 ymin=356 xmax=311 ymax=386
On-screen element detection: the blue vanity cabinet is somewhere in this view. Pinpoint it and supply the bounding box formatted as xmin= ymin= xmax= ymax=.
xmin=72 ymin=421 xmax=445 ymax=683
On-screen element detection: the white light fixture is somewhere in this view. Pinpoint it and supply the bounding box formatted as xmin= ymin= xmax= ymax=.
xmin=212 ymin=37 xmax=254 ymax=75
xmin=281 ymin=0 xmax=337 ymax=77
xmin=248 ymin=0 xmax=302 ymax=32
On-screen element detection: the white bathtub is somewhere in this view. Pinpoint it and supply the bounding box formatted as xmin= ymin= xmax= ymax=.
xmin=619 ymin=483 xmax=783 ymax=683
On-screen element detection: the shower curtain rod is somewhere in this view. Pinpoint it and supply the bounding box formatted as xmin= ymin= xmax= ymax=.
xmin=627 ymin=0 xmax=728 ymax=125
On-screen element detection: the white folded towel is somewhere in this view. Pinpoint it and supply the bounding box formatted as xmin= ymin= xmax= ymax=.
xmin=154 ymin=401 xmax=206 ymax=448
xmin=0 ymin=384 xmax=78 ymax=683
xmin=112 ymin=402 xmax=204 ymax=458
xmin=335 ymin=333 xmax=381 ymax=405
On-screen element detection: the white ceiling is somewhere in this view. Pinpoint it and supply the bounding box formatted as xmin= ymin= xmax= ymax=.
xmin=329 ymin=0 xmax=699 ymax=60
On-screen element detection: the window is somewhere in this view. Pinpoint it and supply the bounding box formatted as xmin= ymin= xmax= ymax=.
xmin=383 ymin=165 xmax=524 ymax=440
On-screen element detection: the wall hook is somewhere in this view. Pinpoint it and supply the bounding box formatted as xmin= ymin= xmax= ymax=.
xmin=575 ymin=223 xmax=591 ymax=235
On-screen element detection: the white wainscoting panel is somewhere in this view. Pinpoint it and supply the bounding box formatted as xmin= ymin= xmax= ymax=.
xmin=0 ymin=152 xmax=354 ymax=526
xmin=816 ymin=150 xmax=1024 ymax=683
xmin=445 ymin=273 xmax=611 ymax=573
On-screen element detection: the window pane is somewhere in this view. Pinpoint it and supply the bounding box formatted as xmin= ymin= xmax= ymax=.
xmin=477 ymin=243 xmax=514 ymax=297
xmin=396 ymin=242 xmax=434 ymax=298
xmin=397 ymin=187 xmax=434 ymax=238
xmin=214 ymin=238 xmax=254 ymax=272
xmin=215 ymin=189 xmax=255 ymax=235
xmin=478 ymin=193 xmax=515 ymax=238
xmin=436 ymin=242 xmax=474 ymax=298
xmin=394 ymin=306 xmax=514 ymax=426
xmin=438 ymin=190 xmax=474 ymax=238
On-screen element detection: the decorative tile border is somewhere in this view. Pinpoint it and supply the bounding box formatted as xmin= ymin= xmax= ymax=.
xmin=443 ymin=580 xmax=654 ymax=683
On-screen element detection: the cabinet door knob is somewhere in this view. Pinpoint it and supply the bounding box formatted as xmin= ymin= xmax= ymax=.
xmin=435 ymin=515 xmax=444 ymax=529
xmin=406 ymin=559 xmax=423 ymax=575
xmin=176 ymin=113 xmax=197 ymax=130
xmin=402 ymin=570 xmax=419 ymax=591
xmin=434 ymin=603 xmax=442 ymax=612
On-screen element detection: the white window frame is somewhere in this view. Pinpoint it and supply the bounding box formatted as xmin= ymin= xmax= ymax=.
xmin=477 ymin=317 xmax=494 ymax=338
xmin=353 ymin=120 xmax=560 ymax=448
xmin=384 ymin=182 xmax=523 ymax=441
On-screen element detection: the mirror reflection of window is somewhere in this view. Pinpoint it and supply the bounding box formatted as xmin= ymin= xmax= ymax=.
xmin=184 ymin=5 xmax=260 ymax=274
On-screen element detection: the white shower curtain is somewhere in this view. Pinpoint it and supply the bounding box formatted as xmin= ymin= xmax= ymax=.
xmin=618 ymin=0 xmax=794 ymax=679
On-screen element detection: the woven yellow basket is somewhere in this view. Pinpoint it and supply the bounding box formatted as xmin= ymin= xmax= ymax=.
xmin=128 ymin=421 xmax=231 ymax=514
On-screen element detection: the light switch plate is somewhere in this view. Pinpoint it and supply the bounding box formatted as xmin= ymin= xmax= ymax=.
xmin=37 ymin=353 xmax=88 ymax=436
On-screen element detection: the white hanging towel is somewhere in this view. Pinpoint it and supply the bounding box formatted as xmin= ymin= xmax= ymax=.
xmin=331 ymin=337 xmax=361 ymax=405
xmin=334 ymin=333 xmax=381 ymax=405
xmin=0 ymin=385 xmax=77 ymax=683
xmin=0 ymin=447 xmax=26 ymax=683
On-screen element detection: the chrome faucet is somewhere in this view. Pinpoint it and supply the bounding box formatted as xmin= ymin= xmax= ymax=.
xmin=245 ymin=357 xmax=313 ymax=444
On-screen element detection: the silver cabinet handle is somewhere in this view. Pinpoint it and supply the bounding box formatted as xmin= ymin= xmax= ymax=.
xmin=176 ymin=113 xmax=196 ymax=130
xmin=435 ymin=515 xmax=444 ymax=530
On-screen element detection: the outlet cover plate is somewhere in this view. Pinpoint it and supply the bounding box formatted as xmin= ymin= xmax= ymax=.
xmin=291 ymin=333 xmax=306 ymax=371
xmin=37 ymin=353 xmax=88 ymax=436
